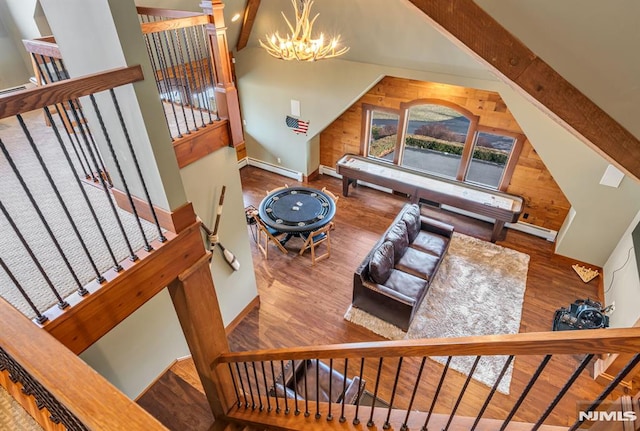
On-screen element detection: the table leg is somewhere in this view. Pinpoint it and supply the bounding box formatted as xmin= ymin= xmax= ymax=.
xmin=491 ymin=220 xmax=505 ymax=243
xmin=342 ymin=176 xmax=350 ymax=197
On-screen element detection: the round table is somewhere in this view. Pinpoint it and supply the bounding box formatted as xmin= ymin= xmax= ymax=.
xmin=259 ymin=186 xmax=336 ymax=234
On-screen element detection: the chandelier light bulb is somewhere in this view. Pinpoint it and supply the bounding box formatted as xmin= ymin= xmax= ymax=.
xmin=259 ymin=0 xmax=349 ymax=62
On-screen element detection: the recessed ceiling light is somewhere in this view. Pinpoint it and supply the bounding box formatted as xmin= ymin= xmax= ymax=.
xmin=231 ymin=13 xmax=241 ymax=22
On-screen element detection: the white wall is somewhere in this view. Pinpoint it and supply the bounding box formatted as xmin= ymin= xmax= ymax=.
xmin=79 ymin=290 xmax=190 ymax=399
xmin=179 ymin=147 xmax=259 ymax=326
xmin=604 ymin=209 xmax=640 ymax=328
xmin=0 ymin=3 xmax=31 ymax=90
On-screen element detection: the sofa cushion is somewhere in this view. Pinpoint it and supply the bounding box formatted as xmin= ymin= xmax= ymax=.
xmin=402 ymin=204 xmax=421 ymax=242
xmin=368 ymin=241 xmax=394 ymax=285
xmin=385 ymin=222 xmax=409 ymax=262
xmin=385 ymin=269 xmax=427 ymax=301
xmin=396 ymin=247 xmax=441 ymax=281
xmin=411 ymin=231 xmax=449 ymax=257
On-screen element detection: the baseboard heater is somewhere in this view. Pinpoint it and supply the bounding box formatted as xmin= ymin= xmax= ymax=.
xmin=319 ymin=164 xmax=557 ymax=242
xmin=238 ymin=157 xmax=303 ymax=182
xmin=0 ymin=82 xmax=36 ymax=96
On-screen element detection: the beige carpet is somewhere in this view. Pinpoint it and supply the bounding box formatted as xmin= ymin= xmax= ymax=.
xmin=344 ymin=232 xmax=529 ymax=394
xmin=0 ymin=386 xmax=42 ymax=431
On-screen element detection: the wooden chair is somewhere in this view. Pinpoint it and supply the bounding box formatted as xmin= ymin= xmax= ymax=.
xmin=321 ymin=187 xmax=340 ymax=204
xmin=299 ymin=222 xmax=334 ymax=265
xmin=252 ymin=212 xmax=288 ymax=258
xmin=266 ymin=184 xmax=289 ymax=195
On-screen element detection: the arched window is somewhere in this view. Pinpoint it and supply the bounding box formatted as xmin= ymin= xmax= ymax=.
xmin=401 ymin=102 xmax=473 ymax=179
xmin=362 ymin=100 xmax=523 ymax=191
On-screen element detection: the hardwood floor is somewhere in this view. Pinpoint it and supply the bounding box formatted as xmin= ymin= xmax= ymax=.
xmin=140 ymin=166 xmax=612 ymax=429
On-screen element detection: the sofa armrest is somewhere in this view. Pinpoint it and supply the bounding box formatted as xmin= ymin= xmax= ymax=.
xmin=359 ymin=280 xmax=416 ymax=306
xmin=420 ymin=215 xmax=454 ymax=238
xmin=342 ymin=376 xmax=365 ymax=405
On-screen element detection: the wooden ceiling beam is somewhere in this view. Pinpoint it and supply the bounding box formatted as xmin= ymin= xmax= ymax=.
xmin=236 ymin=0 xmax=261 ymax=51
xmin=407 ymin=0 xmax=640 ymax=181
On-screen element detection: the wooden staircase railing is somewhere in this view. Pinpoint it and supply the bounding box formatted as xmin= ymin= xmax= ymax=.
xmin=0 ymin=296 xmax=168 ymax=431
xmin=215 ymin=328 xmax=640 ymax=431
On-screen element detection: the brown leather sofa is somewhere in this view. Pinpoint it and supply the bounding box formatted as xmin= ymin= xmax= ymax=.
xmin=352 ymin=203 xmax=454 ymax=331
xmin=270 ymin=359 xmax=364 ymax=404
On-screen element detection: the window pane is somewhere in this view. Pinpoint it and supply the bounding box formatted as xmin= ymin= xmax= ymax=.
xmin=466 ymin=132 xmax=515 ymax=189
xmin=402 ymin=104 xmax=470 ymax=178
xmin=368 ymin=110 xmax=399 ymax=162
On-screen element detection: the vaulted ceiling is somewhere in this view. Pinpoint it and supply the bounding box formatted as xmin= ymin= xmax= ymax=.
xmin=223 ymin=0 xmax=640 ymax=181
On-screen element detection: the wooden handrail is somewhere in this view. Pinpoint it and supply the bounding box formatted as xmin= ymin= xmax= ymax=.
xmin=140 ymin=15 xmax=210 ymax=34
xmin=0 ymin=297 xmax=167 ymax=430
xmin=136 ymin=6 xmax=203 ymax=19
xmin=0 ymin=66 xmax=144 ymax=120
xmin=22 ymin=37 xmax=61 ymax=59
xmin=214 ymin=327 xmax=640 ymax=365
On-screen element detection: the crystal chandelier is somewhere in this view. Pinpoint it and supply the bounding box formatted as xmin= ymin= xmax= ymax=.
xmin=259 ymin=0 xmax=349 ymax=62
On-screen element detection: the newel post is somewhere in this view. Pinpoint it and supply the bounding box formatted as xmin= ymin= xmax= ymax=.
xmin=168 ymin=254 xmax=236 ymax=418
xmin=200 ymin=0 xmax=244 ymax=148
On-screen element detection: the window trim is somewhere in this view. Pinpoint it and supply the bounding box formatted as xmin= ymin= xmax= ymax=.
xmin=398 ymin=99 xmax=479 ymax=179
xmin=360 ymin=103 xmax=401 ymax=160
xmin=470 ymin=125 xmax=525 ymax=191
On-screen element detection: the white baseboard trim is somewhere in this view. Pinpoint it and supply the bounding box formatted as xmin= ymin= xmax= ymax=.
xmin=243 ymin=157 xmax=303 ymax=181
xmin=319 ymin=165 xmax=557 ymax=241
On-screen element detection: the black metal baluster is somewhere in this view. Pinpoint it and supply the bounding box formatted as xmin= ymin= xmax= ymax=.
xmin=235 ymin=362 xmax=248 ymax=408
xmin=73 ymin=103 xmax=111 ymax=187
xmin=303 ymin=360 xmax=310 ymax=417
xmin=243 ymin=362 xmax=255 ymax=409
xmin=109 ymin=90 xmax=167 ymax=243
xmin=353 ymin=358 xmax=365 ymax=425
xmin=172 ymin=28 xmax=198 ymax=130
xmin=443 ymin=356 xmax=481 ymax=431
xmin=499 ymin=355 xmax=552 ymax=431
xmin=252 ymin=362 xmax=263 ymax=411
xmin=270 ymin=361 xmax=280 ymax=413
xmin=423 ymin=356 xmax=451 ymax=431
xmin=367 ymin=357 xmax=384 ymax=427
xmin=0 ymin=135 xmax=87 ymax=293
xmin=291 ymin=360 xmax=300 ymax=415
xmin=280 ymin=360 xmax=290 ymax=414
xmin=532 ymin=354 xmax=594 ymax=430
xmin=18 ymin=113 xmax=105 ymax=291
xmin=89 ymin=94 xmax=153 ymax=252
xmin=200 ymin=26 xmax=220 ymax=121
xmin=315 ymin=359 xmax=321 ymax=419
xmin=180 ymin=27 xmax=206 ymax=127
xmin=32 ymin=54 xmax=92 ymax=181
xmin=383 ymin=357 xmax=403 ymax=430
xmin=339 ymin=358 xmax=348 ymax=423
xmin=64 ymin=100 xmax=139 ymax=263
xmin=190 ymin=26 xmax=213 ymax=124
xmin=0 ymin=201 xmax=68 ymax=310
xmin=327 ymin=358 xmax=334 ymax=421
xmin=162 ymin=30 xmax=190 ymax=132
xmin=152 ymin=31 xmax=182 ymax=139
xmin=228 ymin=363 xmax=241 ymax=408
xmin=470 ymin=355 xmax=514 ymax=431
xmin=43 ymin=107 xmax=123 ymax=272
xmin=402 ymin=356 xmax=426 ymax=431
xmin=261 ymin=362 xmax=271 ymax=412
xmin=0 ymin=258 xmax=48 ymax=323
xmin=569 ymin=353 xmax=640 ymax=431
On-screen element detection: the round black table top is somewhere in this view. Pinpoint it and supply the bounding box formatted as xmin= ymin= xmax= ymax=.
xmin=259 ymin=186 xmax=336 ymax=233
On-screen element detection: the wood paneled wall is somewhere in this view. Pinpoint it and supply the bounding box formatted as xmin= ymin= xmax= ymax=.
xmin=319 ymin=76 xmax=571 ymax=231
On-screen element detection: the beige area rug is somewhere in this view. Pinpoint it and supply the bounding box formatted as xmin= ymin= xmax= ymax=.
xmin=0 ymin=385 xmax=42 ymax=431
xmin=345 ymin=232 xmax=530 ymax=394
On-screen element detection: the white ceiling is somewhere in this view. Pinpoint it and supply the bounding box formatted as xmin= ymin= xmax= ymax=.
xmin=223 ymin=0 xmax=640 ymax=138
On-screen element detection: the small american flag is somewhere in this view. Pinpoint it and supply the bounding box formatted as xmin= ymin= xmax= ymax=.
xmin=285 ymin=115 xmax=309 ymax=135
